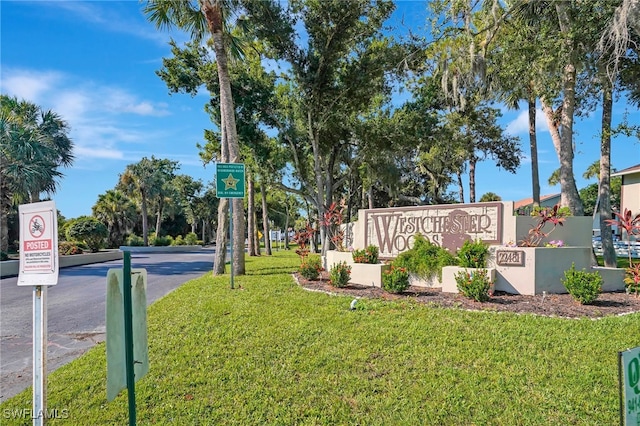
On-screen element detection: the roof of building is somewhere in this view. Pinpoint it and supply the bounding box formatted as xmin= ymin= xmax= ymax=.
xmin=513 ymin=193 xmax=560 ymax=209
xmin=611 ymin=163 xmax=640 ymax=177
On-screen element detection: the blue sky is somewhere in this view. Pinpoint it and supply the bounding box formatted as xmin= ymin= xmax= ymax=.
xmin=1 ymin=0 xmax=638 ymax=219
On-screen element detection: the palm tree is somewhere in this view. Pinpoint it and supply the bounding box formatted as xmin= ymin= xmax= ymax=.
xmin=92 ymin=190 xmax=138 ymax=248
xmin=0 ymin=96 xmax=74 ymax=253
xmin=117 ymin=157 xmax=160 ymax=246
xmin=143 ymin=0 xmax=245 ymax=275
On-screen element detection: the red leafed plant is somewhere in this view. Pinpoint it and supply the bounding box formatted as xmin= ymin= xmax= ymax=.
xmin=293 ymin=223 xmax=316 ymax=264
xmin=605 ymin=208 xmax=640 ymax=296
xmin=518 ymin=204 xmax=569 ymax=247
xmin=320 ymin=201 xmax=346 ymax=251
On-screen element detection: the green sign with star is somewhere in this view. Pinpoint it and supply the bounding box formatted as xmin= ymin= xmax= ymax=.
xmin=216 ymin=163 xmax=246 ymax=198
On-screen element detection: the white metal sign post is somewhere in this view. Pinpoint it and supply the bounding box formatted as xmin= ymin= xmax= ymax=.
xmin=18 ymin=200 xmax=59 ymax=426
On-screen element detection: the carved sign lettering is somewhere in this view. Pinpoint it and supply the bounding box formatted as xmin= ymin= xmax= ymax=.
xmin=364 ymin=203 xmax=503 ymax=257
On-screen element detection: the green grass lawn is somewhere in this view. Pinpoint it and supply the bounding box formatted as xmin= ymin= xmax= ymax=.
xmin=2 ymin=250 xmax=639 ymax=425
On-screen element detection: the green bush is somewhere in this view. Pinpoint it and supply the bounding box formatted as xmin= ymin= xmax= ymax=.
xmin=299 ymin=255 xmax=322 ymax=280
xmin=329 ymin=261 xmax=351 ymax=288
xmin=152 ymin=235 xmax=173 ymax=246
xmin=173 ymin=235 xmax=186 ymax=246
xmin=394 ymin=234 xmax=456 ymax=281
xmin=65 ymin=216 xmax=108 ymax=252
xmin=185 ymin=232 xmax=199 ymax=245
xmin=126 ymin=234 xmax=144 ymax=246
xmin=58 ymin=241 xmax=84 ymax=256
xmin=457 ymin=239 xmax=490 ymax=268
xmin=382 ymin=264 xmax=410 ymax=293
xmin=352 ymin=245 xmax=379 ymax=264
xmin=455 ymin=269 xmax=492 ymax=302
xmin=562 ymin=263 xmax=603 ymax=305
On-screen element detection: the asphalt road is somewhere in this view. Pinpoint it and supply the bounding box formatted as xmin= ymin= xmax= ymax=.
xmin=0 ymin=248 xmax=217 ymax=402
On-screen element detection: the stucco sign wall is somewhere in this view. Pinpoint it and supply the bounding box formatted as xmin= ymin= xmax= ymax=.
xmin=364 ymin=203 xmax=503 ymax=257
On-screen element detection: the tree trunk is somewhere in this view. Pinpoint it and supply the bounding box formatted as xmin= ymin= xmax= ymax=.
xmin=155 ymin=197 xmax=163 ymax=238
xmin=205 ymin=2 xmax=245 ymax=275
xmin=309 ymin=111 xmax=327 ymax=255
xmin=469 ymin=159 xmax=477 ymax=203
xmin=599 ymin=78 xmax=617 ymax=267
xmin=213 ymin=198 xmax=228 ymax=274
xmin=213 ymin=107 xmax=229 ymax=275
xmin=541 ymin=99 xmax=584 ymax=216
xmin=0 ymin=187 xmax=9 ymax=253
xmin=284 ymin=202 xmax=290 ymax=250
xmin=528 ymin=95 xmax=540 ymax=207
xmin=457 ymin=172 xmax=464 ymax=203
xmin=141 ymin=194 xmax=149 ymax=246
xmin=253 ymin=205 xmax=260 ymax=255
xmin=550 ymin=1 xmax=584 ymax=216
xmin=247 ymin=173 xmax=257 ymax=256
xmin=260 ymin=179 xmax=272 ymax=255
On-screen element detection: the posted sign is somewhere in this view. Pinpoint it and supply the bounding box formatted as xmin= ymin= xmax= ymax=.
xmin=622 ymin=346 xmax=640 ymax=425
xmin=18 ymin=200 xmax=59 ymax=286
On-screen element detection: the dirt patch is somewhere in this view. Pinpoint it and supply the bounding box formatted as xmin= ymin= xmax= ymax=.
xmin=294 ymin=272 xmax=640 ymax=319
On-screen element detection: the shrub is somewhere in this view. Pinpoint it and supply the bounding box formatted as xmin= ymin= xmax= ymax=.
xmin=185 ymin=232 xmax=199 ymax=245
xmin=457 ymin=239 xmax=490 ymax=268
xmin=126 ymin=234 xmax=144 ymax=246
xmin=65 ymin=216 xmax=108 ymax=252
xmin=173 ymin=235 xmax=186 ymax=246
xmin=152 ymin=235 xmax=173 ymax=246
xmin=394 ymin=234 xmax=456 ymax=281
xmin=299 ymin=255 xmax=323 ymax=280
xmin=0 ymin=251 xmax=8 ymax=261
xmin=329 ymin=261 xmax=351 ymax=287
xmin=58 ymin=241 xmax=84 ymax=256
xmin=562 ymin=263 xmax=603 ymax=305
xmin=455 ymin=269 xmax=492 ymax=302
xmin=352 ymin=245 xmax=379 ymax=264
xmin=382 ymin=265 xmax=410 ymax=293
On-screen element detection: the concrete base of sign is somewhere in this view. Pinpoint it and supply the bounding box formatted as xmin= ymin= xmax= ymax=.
xmin=487 ymin=247 xmax=625 ymax=295
xmin=349 ymin=263 xmax=390 ymax=287
xmin=325 ymin=250 xmax=388 ymax=287
xmin=441 ymin=267 xmax=497 ymax=294
xmin=408 ymin=273 xmax=442 ymax=288
xmin=324 ymin=250 xmax=353 ymax=270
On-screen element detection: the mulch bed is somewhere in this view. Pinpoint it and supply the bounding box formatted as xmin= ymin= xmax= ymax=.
xmin=294 ymin=272 xmax=640 ymax=319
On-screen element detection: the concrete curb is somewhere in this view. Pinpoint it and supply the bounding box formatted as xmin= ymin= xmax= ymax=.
xmin=118 ymin=245 xmax=205 ymax=253
xmin=1 ymin=250 xmax=124 ymax=278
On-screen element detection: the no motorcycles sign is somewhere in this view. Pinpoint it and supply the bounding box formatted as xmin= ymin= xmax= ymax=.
xmin=18 ymin=200 xmax=59 ymax=286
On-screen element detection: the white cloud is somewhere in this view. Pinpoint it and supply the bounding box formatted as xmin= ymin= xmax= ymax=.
xmin=1 ymin=69 xmax=63 ymax=103
xmin=1 ymin=68 xmax=172 ymax=160
xmin=505 ymin=109 xmax=550 ymax=136
xmin=74 ymin=146 xmax=124 ymax=160
xmin=41 ymin=1 xmax=174 ymax=46
xmin=99 ymin=88 xmax=170 ymax=116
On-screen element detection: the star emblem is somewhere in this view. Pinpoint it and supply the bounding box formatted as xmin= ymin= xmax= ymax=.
xmin=222 ymin=173 xmax=239 ymax=190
